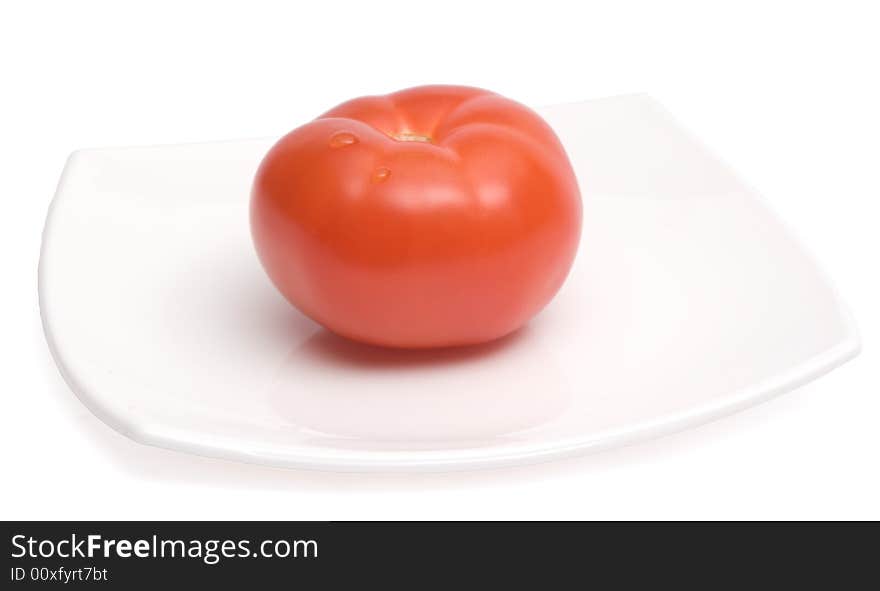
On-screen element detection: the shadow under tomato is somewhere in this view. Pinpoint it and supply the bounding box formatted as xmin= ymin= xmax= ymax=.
xmin=296 ymin=326 xmax=530 ymax=370
xmin=268 ymin=323 xmax=571 ymax=447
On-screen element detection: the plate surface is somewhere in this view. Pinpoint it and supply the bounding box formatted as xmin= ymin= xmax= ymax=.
xmin=40 ymin=95 xmax=860 ymax=471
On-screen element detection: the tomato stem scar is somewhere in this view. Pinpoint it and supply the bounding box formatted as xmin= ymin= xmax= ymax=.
xmin=391 ymin=132 xmax=433 ymax=143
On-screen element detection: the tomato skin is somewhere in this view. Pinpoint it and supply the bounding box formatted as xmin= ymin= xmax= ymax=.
xmin=251 ymin=85 xmax=581 ymax=348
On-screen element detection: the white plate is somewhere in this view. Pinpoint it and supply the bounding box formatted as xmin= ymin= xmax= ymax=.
xmin=39 ymin=94 xmax=860 ymax=472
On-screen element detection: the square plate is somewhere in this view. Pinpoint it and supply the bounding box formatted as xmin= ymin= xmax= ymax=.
xmin=39 ymin=94 xmax=860 ymax=471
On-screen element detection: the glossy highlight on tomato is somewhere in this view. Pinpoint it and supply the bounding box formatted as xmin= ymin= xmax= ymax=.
xmin=251 ymin=85 xmax=582 ymax=348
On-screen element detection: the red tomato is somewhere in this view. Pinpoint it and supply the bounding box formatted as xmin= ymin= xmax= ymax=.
xmin=251 ymin=85 xmax=581 ymax=348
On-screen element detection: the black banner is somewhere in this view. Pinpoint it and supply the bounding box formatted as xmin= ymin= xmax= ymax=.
xmin=1 ymin=522 xmax=876 ymax=587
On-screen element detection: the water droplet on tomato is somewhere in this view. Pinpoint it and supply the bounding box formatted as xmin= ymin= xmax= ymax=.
xmin=329 ymin=131 xmax=358 ymax=148
xmin=371 ymin=167 xmax=391 ymax=183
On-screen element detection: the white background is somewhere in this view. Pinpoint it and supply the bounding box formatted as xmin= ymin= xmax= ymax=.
xmin=2 ymin=1 xmax=877 ymax=519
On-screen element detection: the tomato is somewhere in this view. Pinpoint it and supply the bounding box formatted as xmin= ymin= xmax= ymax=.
xmin=250 ymin=85 xmax=581 ymax=348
